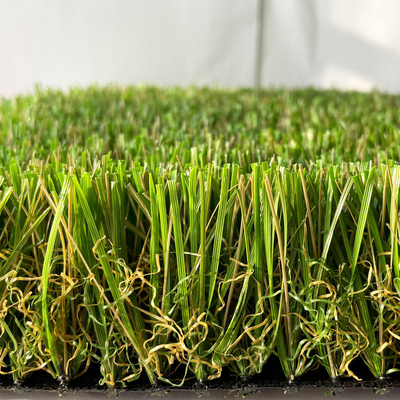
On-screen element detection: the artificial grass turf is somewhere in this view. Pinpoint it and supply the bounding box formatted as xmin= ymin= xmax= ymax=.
xmin=2 ymin=85 xmax=400 ymax=167
xmin=0 ymin=86 xmax=400 ymax=387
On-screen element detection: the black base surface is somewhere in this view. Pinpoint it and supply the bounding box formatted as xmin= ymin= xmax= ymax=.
xmin=1 ymin=355 xmax=400 ymax=397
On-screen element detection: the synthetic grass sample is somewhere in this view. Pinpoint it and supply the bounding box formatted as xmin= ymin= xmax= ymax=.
xmin=0 ymin=87 xmax=400 ymax=389
xmin=1 ymin=158 xmax=400 ymax=386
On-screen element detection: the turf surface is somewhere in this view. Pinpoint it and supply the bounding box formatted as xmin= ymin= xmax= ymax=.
xmin=0 ymin=86 xmax=399 ymax=387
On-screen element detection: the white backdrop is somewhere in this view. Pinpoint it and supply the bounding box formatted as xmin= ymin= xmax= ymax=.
xmin=262 ymin=0 xmax=400 ymax=91
xmin=1 ymin=0 xmax=399 ymax=96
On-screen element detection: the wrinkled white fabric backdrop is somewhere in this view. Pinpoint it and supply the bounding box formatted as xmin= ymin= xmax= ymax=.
xmin=1 ymin=0 xmax=399 ymax=96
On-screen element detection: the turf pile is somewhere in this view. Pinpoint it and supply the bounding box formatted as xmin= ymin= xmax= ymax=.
xmin=0 ymin=86 xmax=400 ymax=388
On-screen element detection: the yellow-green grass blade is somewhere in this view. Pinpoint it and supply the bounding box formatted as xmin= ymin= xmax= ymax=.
xmin=208 ymin=164 xmax=229 ymax=308
xmin=167 ymin=180 xmax=190 ymax=333
xmin=149 ymin=174 xmax=160 ymax=316
xmin=41 ymin=175 xmax=71 ymax=377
